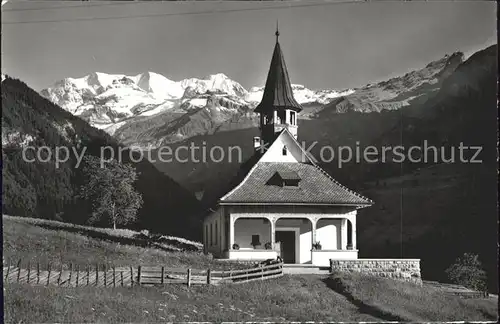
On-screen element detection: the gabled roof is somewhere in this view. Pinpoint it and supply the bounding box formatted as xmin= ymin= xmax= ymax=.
xmin=254 ymin=36 xmax=303 ymax=114
xmin=220 ymin=162 xmax=372 ymax=206
xmin=219 ymin=128 xmax=373 ymax=207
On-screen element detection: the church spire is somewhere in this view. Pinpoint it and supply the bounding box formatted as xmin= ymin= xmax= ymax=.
xmin=254 ymin=26 xmax=302 ymax=114
xmin=254 ymin=25 xmax=302 ymax=146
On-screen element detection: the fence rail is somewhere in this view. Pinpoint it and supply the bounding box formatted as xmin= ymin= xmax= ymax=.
xmin=2 ymin=259 xmax=283 ymax=288
xmin=423 ymin=280 xmax=490 ymax=299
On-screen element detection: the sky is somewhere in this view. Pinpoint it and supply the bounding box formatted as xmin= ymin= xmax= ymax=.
xmin=1 ymin=0 xmax=496 ymax=91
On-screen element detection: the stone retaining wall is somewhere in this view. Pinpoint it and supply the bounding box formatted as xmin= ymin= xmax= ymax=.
xmin=330 ymin=259 xmax=422 ymax=284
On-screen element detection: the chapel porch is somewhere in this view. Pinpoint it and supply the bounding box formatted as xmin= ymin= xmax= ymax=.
xmin=223 ymin=213 xmax=358 ymax=266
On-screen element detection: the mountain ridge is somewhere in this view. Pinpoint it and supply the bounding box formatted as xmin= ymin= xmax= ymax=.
xmin=40 ymin=50 xmax=464 ymax=148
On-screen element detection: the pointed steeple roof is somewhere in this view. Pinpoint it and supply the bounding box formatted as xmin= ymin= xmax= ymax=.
xmin=254 ymin=25 xmax=303 ymax=114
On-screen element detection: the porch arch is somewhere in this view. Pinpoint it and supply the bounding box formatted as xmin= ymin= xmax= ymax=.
xmin=232 ymin=217 xmax=272 ymax=250
xmin=315 ymin=218 xmax=342 ymax=250
xmin=346 ymin=219 xmax=356 ymax=250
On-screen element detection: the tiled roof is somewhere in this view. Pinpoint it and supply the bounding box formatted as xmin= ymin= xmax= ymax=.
xmin=221 ymin=162 xmax=373 ymax=206
xmin=254 ymin=41 xmax=303 ymax=113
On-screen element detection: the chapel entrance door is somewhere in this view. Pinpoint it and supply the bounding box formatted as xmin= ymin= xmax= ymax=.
xmin=275 ymin=231 xmax=296 ymax=263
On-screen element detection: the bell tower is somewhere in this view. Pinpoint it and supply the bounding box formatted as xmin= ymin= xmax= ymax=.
xmin=254 ymin=23 xmax=303 ymax=150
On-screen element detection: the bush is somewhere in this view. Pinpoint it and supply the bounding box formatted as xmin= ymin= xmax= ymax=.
xmin=445 ymin=253 xmax=487 ymax=292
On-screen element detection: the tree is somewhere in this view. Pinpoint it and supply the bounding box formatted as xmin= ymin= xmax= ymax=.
xmin=445 ymin=252 xmax=487 ymax=292
xmin=77 ymin=155 xmax=143 ymax=229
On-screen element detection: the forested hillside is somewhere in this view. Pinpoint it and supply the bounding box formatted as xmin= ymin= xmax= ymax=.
xmin=1 ymin=77 xmax=203 ymax=239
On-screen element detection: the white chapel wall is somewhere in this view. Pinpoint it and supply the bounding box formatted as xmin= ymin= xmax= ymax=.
xmin=259 ymin=132 xmax=307 ymax=163
xmin=204 ymin=208 xmax=224 ymax=256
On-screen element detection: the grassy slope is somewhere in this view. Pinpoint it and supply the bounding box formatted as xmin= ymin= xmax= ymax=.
xmin=327 ymin=272 xmax=498 ymax=322
xmin=4 ymin=276 xmax=377 ymax=323
xmin=3 ymin=216 xmax=497 ymax=322
xmin=2 ymin=215 xmax=236 ymax=271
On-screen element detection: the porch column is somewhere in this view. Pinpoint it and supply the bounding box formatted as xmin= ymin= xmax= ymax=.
xmin=229 ymin=215 xmax=235 ymax=249
xmin=351 ymin=217 xmax=357 ymax=250
xmin=341 ymin=219 xmax=348 ymax=250
xmin=270 ymin=218 xmax=276 ymax=249
xmin=311 ymin=218 xmax=317 ymax=244
xmin=311 ymin=218 xmax=317 ymax=261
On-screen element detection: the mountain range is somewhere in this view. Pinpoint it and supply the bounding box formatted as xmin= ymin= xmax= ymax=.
xmin=40 ymin=51 xmax=463 ymax=149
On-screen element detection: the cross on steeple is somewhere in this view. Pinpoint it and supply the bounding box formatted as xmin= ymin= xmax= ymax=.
xmin=275 ymin=20 xmax=280 ymax=42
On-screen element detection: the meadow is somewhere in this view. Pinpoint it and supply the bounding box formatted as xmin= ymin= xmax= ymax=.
xmin=3 ymin=215 xmax=497 ymax=323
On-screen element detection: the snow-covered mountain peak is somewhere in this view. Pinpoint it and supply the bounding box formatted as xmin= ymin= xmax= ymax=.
xmin=133 ymin=71 xmax=184 ymax=99
xmin=180 ymin=73 xmax=248 ymax=98
xmin=205 ymin=72 xmax=229 ymax=80
xmin=85 ymin=72 xmax=116 ymax=88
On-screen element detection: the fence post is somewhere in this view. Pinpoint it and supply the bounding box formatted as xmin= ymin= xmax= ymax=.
xmin=46 ymin=263 xmax=51 ymax=286
xmin=57 ymin=265 xmax=63 ymax=286
xmin=121 ymin=271 xmax=124 ymax=287
xmin=16 ymin=259 xmax=22 ymax=283
xmin=104 ymin=264 xmax=107 ymax=287
xmin=76 ymin=265 xmax=79 ymax=287
xmin=161 ymin=267 xmax=164 ymax=285
xmin=207 ymin=269 xmax=212 ymax=285
xmin=113 ymin=267 xmax=116 ymax=287
xmin=137 ymin=266 xmax=142 ymax=286
xmin=95 ymin=264 xmax=99 ymax=287
xmin=130 ymin=266 xmax=134 ymax=287
xmin=27 ymin=261 xmax=31 ymax=284
xmin=187 ymin=269 xmax=191 ymax=287
xmin=37 ymin=262 xmax=40 ymax=284
xmin=69 ymin=264 xmax=73 ymax=287
xmin=261 ymin=267 xmax=264 ymax=280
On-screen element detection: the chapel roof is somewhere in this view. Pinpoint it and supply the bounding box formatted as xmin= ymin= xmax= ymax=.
xmin=220 ymin=161 xmax=373 ymax=206
xmin=254 ymin=28 xmax=303 ymax=114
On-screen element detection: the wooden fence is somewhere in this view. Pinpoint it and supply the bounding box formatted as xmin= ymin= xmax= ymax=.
xmin=423 ymin=280 xmax=490 ymax=299
xmin=2 ymin=259 xmax=283 ymax=288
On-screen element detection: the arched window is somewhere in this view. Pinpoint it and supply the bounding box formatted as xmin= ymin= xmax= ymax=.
xmin=282 ymin=145 xmax=288 ymax=156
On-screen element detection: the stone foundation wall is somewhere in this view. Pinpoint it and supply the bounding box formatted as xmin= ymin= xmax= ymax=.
xmin=330 ymin=259 xmax=422 ymax=284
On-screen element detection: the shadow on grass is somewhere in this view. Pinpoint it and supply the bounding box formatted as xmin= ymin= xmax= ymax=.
xmin=31 ymin=222 xmax=197 ymax=253
xmin=322 ymin=276 xmax=408 ymax=322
